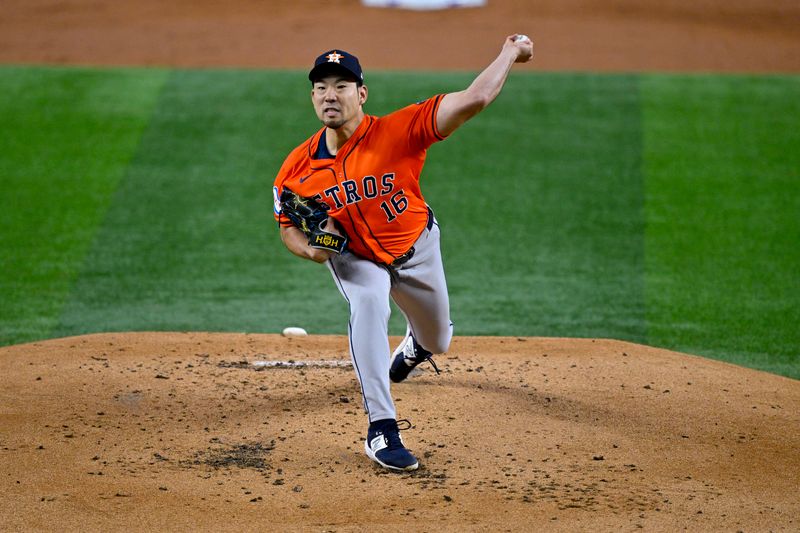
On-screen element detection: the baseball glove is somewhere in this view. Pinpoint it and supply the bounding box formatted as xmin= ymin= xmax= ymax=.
xmin=280 ymin=188 xmax=348 ymax=253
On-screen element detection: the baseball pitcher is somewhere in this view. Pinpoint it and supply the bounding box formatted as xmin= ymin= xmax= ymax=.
xmin=274 ymin=34 xmax=533 ymax=471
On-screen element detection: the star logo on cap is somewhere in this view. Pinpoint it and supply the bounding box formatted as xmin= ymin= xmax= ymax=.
xmin=326 ymin=52 xmax=344 ymax=64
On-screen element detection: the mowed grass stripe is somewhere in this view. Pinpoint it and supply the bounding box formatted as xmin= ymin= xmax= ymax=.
xmin=0 ymin=67 xmax=167 ymax=345
xmin=54 ymin=70 xmax=348 ymax=336
xmin=642 ymin=74 xmax=800 ymax=378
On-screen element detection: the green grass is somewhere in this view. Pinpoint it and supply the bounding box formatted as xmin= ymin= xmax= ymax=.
xmin=0 ymin=66 xmax=797 ymax=378
xmin=642 ymin=75 xmax=800 ymax=377
xmin=424 ymin=73 xmax=647 ymax=341
xmin=0 ymin=67 xmax=167 ymax=345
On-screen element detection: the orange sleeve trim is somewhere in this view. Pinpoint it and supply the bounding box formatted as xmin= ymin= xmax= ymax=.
xmin=430 ymin=94 xmax=447 ymax=142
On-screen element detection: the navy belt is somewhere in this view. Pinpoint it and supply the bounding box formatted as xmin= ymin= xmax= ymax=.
xmin=390 ymin=208 xmax=434 ymax=267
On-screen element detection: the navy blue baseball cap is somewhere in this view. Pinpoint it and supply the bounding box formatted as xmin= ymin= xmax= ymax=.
xmin=309 ymin=50 xmax=364 ymax=85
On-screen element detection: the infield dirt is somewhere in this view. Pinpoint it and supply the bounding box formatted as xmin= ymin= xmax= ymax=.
xmin=2 ymin=333 xmax=799 ymax=531
xmin=1 ymin=0 xmax=799 ymax=72
xmin=1 ymin=0 xmax=799 ymax=531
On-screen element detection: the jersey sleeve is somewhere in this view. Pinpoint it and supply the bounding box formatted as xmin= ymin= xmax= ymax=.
xmin=386 ymin=94 xmax=448 ymax=152
xmin=273 ymin=144 xmax=307 ymax=228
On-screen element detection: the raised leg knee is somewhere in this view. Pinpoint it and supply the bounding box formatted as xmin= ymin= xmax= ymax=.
xmin=415 ymin=321 xmax=452 ymax=354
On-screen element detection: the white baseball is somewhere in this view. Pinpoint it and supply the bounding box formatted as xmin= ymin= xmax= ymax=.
xmin=515 ymin=34 xmax=530 ymax=43
xmin=282 ymin=326 xmax=308 ymax=337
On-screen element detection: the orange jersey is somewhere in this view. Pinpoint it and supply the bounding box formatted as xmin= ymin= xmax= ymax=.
xmin=273 ymin=95 xmax=447 ymax=265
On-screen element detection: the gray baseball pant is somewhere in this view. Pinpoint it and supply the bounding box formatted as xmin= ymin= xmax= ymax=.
xmin=327 ymin=220 xmax=452 ymax=422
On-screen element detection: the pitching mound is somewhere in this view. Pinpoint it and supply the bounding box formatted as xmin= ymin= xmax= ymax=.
xmin=1 ymin=332 xmax=798 ymax=531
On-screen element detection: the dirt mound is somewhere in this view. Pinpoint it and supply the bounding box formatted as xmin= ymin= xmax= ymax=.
xmin=1 ymin=332 xmax=797 ymax=531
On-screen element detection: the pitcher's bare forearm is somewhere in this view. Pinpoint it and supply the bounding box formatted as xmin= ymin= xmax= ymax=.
xmin=280 ymin=226 xmax=334 ymax=263
xmin=436 ymin=34 xmax=533 ymax=137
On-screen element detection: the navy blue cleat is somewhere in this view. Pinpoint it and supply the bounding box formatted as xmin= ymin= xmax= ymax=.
xmin=389 ymin=330 xmax=440 ymax=383
xmin=364 ymin=419 xmax=419 ymax=472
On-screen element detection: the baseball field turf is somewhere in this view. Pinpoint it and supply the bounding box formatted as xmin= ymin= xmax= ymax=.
xmin=1 ymin=66 xmax=797 ymax=378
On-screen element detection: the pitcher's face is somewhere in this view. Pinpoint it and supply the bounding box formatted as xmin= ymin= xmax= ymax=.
xmin=311 ymin=76 xmax=367 ymax=130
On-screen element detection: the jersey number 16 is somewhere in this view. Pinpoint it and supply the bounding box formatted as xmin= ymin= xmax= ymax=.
xmin=379 ymin=190 xmax=408 ymax=222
